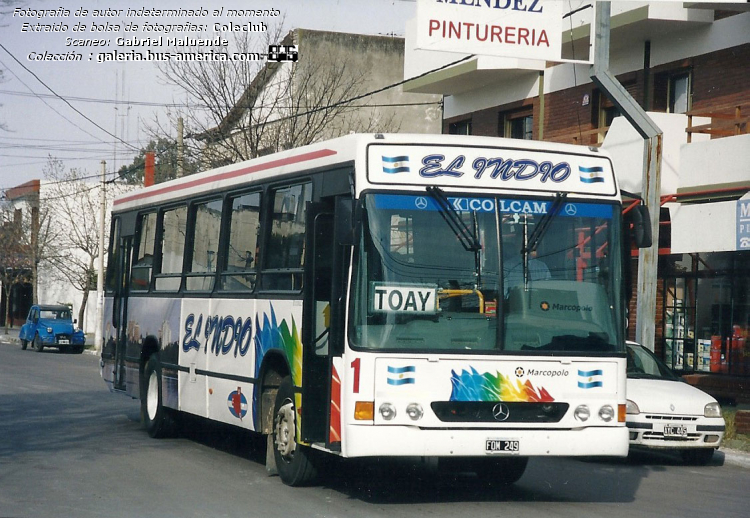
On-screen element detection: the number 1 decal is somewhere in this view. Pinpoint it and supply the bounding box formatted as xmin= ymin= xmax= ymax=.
xmin=350 ymin=357 xmax=360 ymax=393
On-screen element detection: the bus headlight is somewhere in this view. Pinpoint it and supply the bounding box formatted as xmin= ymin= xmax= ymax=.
xmin=379 ymin=402 xmax=396 ymax=420
xmin=574 ymin=405 xmax=590 ymax=422
xmin=598 ymin=405 xmax=615 ymax=422
xmin=406 ymin=403 xmax=423 ymax=421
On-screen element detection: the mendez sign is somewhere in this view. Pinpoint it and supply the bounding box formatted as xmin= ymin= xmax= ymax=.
xmin=738 ymin=199 xmax=750 ymax=250
xmin=415 ymin=0 xmax=563 ymax=61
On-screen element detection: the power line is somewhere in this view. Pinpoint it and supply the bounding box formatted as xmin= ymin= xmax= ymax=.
xmin=0 ymin=43 xmax=140 ymax=152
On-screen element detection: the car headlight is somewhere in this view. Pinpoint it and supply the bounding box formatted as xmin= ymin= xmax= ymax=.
xmin=704 ymin=402 xmax=722 ymax=418
xmin=47 ymin=327 xmax=54 ymax=334
xmin=626 ymin=399 xmax=640 ymax=415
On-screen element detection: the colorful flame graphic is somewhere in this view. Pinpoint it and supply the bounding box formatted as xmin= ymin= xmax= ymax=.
xmin=252 ymin=304 xmax=303 ymax=428
xmin=450 ymin=367 xmax=554 ymax=402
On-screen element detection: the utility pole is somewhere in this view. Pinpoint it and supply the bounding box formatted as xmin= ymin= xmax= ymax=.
xmin=177 ymin=116 xmax=184 ymax=178
xmin=94 ymin=160 xmax=106 ymax=354
xmin=590 ymin=2 xmax=662 ymax=351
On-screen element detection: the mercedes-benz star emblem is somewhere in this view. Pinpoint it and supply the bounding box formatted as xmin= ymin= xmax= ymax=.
xmin=565 ymin=203 xmax=577 ymax=216
xmin=415 ymin=197 xmax=428 ymax=209
xmin=492 ymin=403 xmax=510 ymax=422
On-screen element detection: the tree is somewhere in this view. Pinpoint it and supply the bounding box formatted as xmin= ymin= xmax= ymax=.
xmin=149 ymin=27 xmax=397 ymax=171
xmin=0 ymin=211 xmax=31 ymax=333
xmin=117 ymin=137 xmax=198 ymax=185
xmin=43 ymin=158 xmax=130 ymax=330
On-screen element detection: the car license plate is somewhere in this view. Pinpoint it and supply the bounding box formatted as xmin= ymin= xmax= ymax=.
xmin=485 ymin=439 xmax=520 ymax=454
xmin=664 ymin=425 xmax=687 ymax=437
xmin=59 ymin=339 xmax=70 ymax=345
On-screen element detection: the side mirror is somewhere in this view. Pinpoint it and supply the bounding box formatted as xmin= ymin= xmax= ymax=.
xmin=631 ymin=204 xmax=653 ymax=249
xmin=73 ymin=319 xmax=78 ymax=325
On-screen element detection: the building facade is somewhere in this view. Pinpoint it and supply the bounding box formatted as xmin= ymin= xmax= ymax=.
xmin=404 ymin=2 xmax=749 ymax=397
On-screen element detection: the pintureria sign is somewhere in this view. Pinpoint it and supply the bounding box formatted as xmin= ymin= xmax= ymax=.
xmin=415 ymin=0 xmax=563 ymax=61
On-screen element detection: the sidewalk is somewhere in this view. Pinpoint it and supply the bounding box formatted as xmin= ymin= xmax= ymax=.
xmin=0 ymin=326 xmax=20 ymax=345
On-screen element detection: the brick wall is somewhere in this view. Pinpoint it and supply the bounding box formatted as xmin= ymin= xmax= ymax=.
xmin=444 ymin=44 xmax=748 ymax=141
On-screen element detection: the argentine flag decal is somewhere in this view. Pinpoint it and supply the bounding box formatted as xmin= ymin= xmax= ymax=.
xmin=387 ymin=365 xmax=416 ymax=385
xmin=382 ymin=155 xmax=410 ymax=174
xmin=577 ymin=369 xmax=603 ymax=389
xmin=579 ymin=166 xmax=605 ymax=184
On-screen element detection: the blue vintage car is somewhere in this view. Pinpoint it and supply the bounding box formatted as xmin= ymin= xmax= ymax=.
xmin=19 ymin=304 xmax=86 ymax=353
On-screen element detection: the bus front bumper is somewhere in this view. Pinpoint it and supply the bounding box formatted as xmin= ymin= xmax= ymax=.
xmin=341 ymin=424 xmax=629 ymax=458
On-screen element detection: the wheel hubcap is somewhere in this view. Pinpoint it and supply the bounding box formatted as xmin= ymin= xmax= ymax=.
xmin=147 ymin=371 xmax=159 ymax=420
xmin=275 ymin=400 xmax=296 ymax=460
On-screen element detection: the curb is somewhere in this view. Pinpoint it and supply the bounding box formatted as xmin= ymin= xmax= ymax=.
xmin=722 ymin=448 xmax=750 ymax=469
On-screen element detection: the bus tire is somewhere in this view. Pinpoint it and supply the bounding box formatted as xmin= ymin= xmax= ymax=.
xmin=141 ymin=355 xmax=177 ymax=439
xmin=474 ymin=456 xmax=529 ymax=486
xmin=273 ymin=376 xmax=318 ymax=486
xmin=33 ymin=334 xmax=44 ymax=352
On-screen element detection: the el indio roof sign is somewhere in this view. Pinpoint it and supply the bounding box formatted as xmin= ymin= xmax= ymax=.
xmin=415 ymin=0 xmax=564 ymax=61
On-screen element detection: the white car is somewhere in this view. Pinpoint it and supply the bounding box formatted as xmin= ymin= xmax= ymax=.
xmin=626 ymin=341 xmax=725 ymax=464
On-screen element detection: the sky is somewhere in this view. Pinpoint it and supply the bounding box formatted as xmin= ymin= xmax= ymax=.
xmin=0 ymin=0 xmax=417 ymax=192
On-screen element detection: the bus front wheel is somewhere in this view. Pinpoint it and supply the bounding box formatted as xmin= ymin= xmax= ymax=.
xmin=141 ymin=355 xmax=177 ymax=439
xmin=473 ymin=456 xmax=529 ymax=486
xmin=272 ymin=376 xmax=318 ymax=486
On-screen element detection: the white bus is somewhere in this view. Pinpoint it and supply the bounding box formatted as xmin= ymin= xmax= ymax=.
xmin=101 ymin=133 xmax=651 ymax=486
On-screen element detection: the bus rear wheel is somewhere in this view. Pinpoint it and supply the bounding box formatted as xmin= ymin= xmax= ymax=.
xmin=141 ymin=355 xmax=177 ymax=438
xmin=273 ymin=376 xmax=318 ymax=486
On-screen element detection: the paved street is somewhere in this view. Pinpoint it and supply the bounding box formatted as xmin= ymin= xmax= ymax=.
xmin=1 ymin=336 xmax=749 ymax=518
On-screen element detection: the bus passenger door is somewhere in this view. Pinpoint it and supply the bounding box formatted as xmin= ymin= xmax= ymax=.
xmin=301 ymin=205 xmax=335 ymax=444
xmin=112 ymin=236 xmax=133 ymax=392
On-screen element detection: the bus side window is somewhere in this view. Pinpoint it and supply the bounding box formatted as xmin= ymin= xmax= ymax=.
xmin=154 ymin=205 xmax=187 ymax=291
xmin=130 ymin=212 xmax=156 ymax=291
xmin=262 ymin=183 xmax=312 ymax=291
xmin=221 ymin=191 xmax=261 ymax=291
xmin=186 ymin=198 xmax=222 ymax=292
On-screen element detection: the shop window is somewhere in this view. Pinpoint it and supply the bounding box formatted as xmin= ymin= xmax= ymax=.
xmin=448 ymin=119 xmax=472 ymax=135
xmin=664 ymin=251 xmax=750 ymax=376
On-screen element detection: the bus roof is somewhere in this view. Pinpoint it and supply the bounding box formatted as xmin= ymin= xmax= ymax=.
xmin=112 ymin=133 xmax=618 ymax=213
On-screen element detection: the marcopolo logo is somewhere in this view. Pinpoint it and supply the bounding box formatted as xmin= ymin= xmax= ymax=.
xmin=524 ymin=368 xmax=570 ymax=378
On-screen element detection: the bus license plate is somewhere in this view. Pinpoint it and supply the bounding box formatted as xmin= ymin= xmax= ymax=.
xmin=664 ymin=425 xmax=687 ymax=437
xmin=485 ymin=439 xmax=520 ymax=454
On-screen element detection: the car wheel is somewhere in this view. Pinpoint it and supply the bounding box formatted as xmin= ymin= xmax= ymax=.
xmin=141 ymin=355 xmax=177 ymax=438
xmin=21 ymin=339 xmax=28 ymax=350
xmin=273 ymin=376 xmax=318 ymax=486
xmin=472 ymin=456 xmax=529 ymax=486
xmin=33 ymin=334 xmax=44 ymax=352
xmin=681 ymin=448 xmax=714 ymax=465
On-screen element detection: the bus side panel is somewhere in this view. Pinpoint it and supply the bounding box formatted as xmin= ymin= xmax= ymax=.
xmin=205 ymin=298 xmax=258 ymax=429
xmin=124 ymin=296 xmax=182 ymax=403
xmin=101 ymin=296 xmax=116 ymax=390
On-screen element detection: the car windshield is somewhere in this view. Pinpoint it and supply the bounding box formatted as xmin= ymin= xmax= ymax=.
xmin=40 ymin=309 xmax=71 ymax=320
xmin=349 ymin=193 xmax=624 ymax=354
xmin=627 ymin=343 xmax=679 ymax=380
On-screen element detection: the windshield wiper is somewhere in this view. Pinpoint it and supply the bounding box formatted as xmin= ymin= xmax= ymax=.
xmin=524 ymin=192 xmax=567 ymax=255
xmin=426 ymin=186 xmax=481 ymax=252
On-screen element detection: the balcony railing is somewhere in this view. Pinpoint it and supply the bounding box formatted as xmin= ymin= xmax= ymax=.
xmin=686 ymin=102 xmax=749 ymax=143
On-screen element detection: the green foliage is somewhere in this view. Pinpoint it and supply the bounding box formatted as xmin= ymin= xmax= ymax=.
xmin=117 ymin=138 xmax=198 ymax=185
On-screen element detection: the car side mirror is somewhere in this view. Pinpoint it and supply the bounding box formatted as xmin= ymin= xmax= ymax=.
xmin=73 ymin=319 xmax=78 ymax=324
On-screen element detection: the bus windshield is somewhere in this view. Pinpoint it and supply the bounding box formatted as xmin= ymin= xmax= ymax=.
xmin=349 ymin=192 xmax=624 ymax=354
